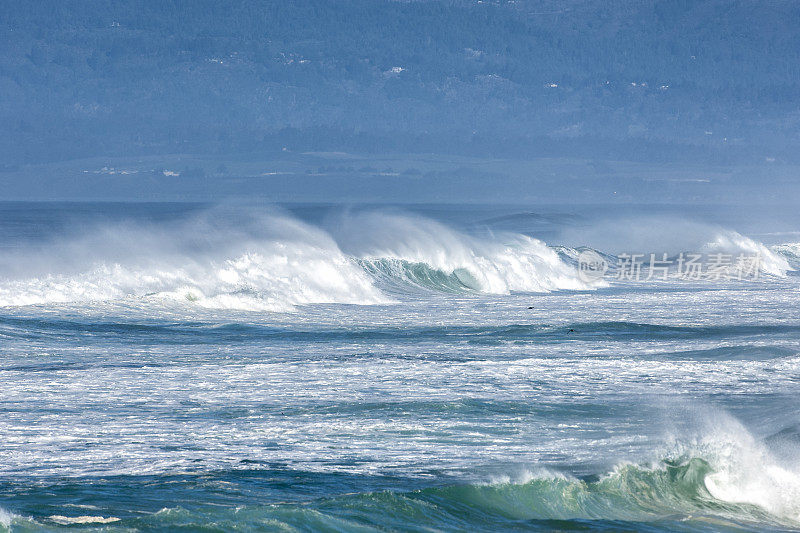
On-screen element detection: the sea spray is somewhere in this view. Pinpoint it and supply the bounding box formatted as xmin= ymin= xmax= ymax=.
xmin=558 ymin=216 xmax=791 ymax=277
xmin=0 ymin=208 xmax=591 ymax=309
xmin=329 ymin=210 xmax=593 ymax=293
xmin=0 ymin=208 xmax=792 ymax=311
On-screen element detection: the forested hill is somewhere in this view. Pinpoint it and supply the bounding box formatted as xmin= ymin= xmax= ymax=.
xmin=1 ymin=0 xmax=799 ymax=164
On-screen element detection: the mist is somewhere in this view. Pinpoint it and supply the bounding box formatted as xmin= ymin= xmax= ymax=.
xmin=1 ymin=0 xmax=799 ymax=204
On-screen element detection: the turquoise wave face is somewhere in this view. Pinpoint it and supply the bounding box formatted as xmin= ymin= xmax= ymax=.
xmin=358 ymin=258 xmax=484 ymax=293
xmin=0 ymin=459 xmax=795 ymax=532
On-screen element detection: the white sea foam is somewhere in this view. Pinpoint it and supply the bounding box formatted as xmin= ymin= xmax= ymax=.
xmin=49 ymin=515 xmax=120 ymax=525
xmin=0 ymin=251 xmax=389 ymax=312
xmin=0 ymin=208 xmax=390 ymax=311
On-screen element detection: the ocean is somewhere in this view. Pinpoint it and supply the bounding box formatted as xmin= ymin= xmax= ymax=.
xmin=1 ymin=201 xmax=799 ymax=532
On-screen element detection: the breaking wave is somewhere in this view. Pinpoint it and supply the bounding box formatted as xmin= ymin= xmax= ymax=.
xmin=137 ymin=461 xmax=795 ymax=530
xmin=774 ymin=242 xmax=800 ymax=270
xmin=0 ymin=209 xmax=389 ymax=312
xmin=0 ymin=208 xmax=590 ymax=310
xmin=6 ymin=416 xmax=799 ymax=531
xmin=558 ymin=216 xmax=792 ymax=278
xmin=0 ymin=208 xmax=794 ymax=311
xmin=335 ymin=212 xmax=590 ymax=294
xmin=703 ymin=230 xmax=791 ymax=277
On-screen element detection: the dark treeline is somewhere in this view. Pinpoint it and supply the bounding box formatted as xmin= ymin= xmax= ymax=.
xmin=1 ymin=0 xmax=799 ymax=164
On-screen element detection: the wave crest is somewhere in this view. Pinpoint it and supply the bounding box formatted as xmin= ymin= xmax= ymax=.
xmin=332 ymin=211 xmax=593 ymax=293
xmin=2 ymin=208 xmax=794 ymax=310
xmin=93 ymin=452 xmax=800 ymax=531
xmin=0 ymin=209 xmax=592 ymax=309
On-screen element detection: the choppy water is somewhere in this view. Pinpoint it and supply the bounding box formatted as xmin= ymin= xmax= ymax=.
xmin=1 ymin=202 xmax=800 ymax=531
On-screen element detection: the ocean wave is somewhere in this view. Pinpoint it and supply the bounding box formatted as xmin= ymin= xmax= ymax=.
xmin=21 ymin=442 xmax=796 ymax=531
xmin=0 ymin=208 xmax=795 ymax=311
xmin=0 ymin=209 xmax=591 ymax=310
xmin=557 ymin=216 xmax=793 ymax=278
xmin=144 ymin=422 xmax=800 ymax=530
xmin=0 ymin=464 xmax=772 ymax=532
xmin=702 ymin=230 xmax=791 ymax=277
xmin=0 ymin=250 xmax=389 ymax=312
xmin=0 ymin=209 xmax=390 ymax=311
xmin=330 ymin=211 xmax=593 ymax=293
xmin=358 ymin=258 xmax=483 ymax=293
